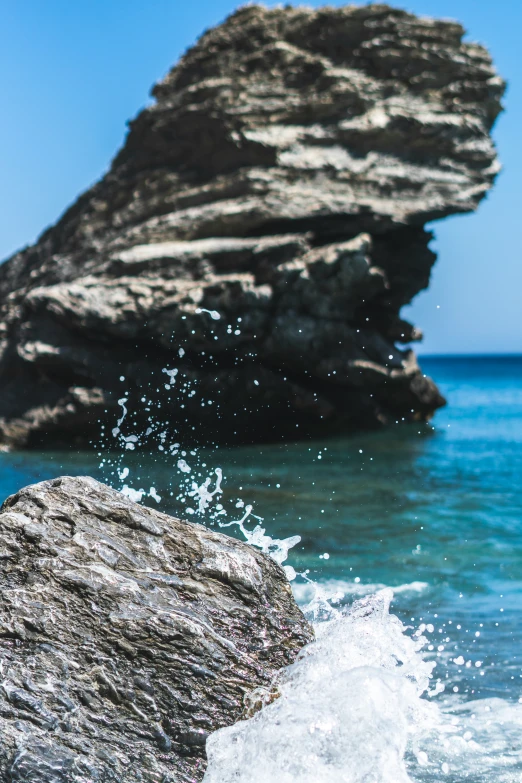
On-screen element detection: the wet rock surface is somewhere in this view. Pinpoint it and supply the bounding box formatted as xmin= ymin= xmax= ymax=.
xmin=0 ymin=4 xmax=504 ymax=446
xmin=0 ymin=475 xmax=312 ymax=781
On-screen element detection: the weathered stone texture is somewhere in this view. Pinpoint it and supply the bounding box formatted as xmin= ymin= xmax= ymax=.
xmin=0 ymin=4 xmax=504 ymax=446
xmin=0 ymin=476 xmax=311 ymax=781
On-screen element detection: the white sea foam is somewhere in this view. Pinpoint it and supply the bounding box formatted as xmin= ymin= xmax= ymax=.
xmin=204 ymin=572 xmax=522 ymax=783
xmin=403 ymin=695 xmax=522 ymax=782
xmin=203 ymin=588 xmax=522 ymax=782
xmin=292 ymin=578 xmax=429 ymax=607
xmin=203 ymin=589 xmax=436 ymax=783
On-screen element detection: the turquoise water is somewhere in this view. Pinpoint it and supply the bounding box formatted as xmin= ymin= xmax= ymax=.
xmin=2 ymin=355 xmax=522 ymax=778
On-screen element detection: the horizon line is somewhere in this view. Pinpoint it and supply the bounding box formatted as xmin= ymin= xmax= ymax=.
xmin=419 ymin=352 xmax=522 ymax=359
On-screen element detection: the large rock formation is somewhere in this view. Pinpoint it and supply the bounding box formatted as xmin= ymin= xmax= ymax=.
xmin=0 ymin=475 xmax=311 ymax=781
xmin=0 ymin=4 xmax=504 ymax=447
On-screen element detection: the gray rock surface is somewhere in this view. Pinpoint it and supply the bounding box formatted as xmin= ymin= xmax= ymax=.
xmin=0 ymin=475 xmax=312 ymax=781
xmin=0 ymin=4 xmax=504 ymax=446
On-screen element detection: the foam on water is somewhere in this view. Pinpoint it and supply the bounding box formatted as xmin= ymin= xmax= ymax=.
xmin=203 ymin=589 xmax=437 ymax=783
xmin=409 ymin=696 xmax=522 ymax=782
xmin=203 ymin=587 xmax=522 ymax=783
xmin=292 ymin=578 xmax=430 ymax=607
xmin=423 ymin=697 xmax=522 ymax=782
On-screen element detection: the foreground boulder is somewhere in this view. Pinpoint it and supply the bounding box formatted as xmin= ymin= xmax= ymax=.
xmin=0 ymin=476 xmax=311 ymax=782
xmin=0 ymin=4 xmax=504 ymax=446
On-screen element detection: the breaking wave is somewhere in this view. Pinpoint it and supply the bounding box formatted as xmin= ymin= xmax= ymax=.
xmin=203 ymin=589 xmax=522 ymax=783
xmin=203 ymin=589 xmax=435 ymax=783
xmin=292 ymin=578 xmax=429 ymax=606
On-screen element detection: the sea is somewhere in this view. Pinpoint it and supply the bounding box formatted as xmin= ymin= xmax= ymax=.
xmin=2 ymin=354 xmax=522 ymax=782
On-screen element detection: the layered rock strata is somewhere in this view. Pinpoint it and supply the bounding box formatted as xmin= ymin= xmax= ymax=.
xmin=0 ymin=4 xmax=504 ymax=446
xmin=0 ymin=475 xmax=311 ymax=782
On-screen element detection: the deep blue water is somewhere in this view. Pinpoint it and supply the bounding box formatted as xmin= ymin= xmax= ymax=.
xmin=2 ymin=355 xmax=522 ymax=743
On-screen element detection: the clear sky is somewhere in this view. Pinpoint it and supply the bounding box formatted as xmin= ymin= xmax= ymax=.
xmin=1 ymin=1 xmax=520 ymax=355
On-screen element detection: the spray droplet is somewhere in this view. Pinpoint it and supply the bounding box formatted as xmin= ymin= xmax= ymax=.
xmin=196 ymin=307 xmax=221 ymax=320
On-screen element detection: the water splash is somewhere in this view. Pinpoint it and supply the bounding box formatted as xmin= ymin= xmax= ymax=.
xmin=219 ymin=505 xmax=301 ymax=581
xmin=111 ymin=396 xmax=128 ymax=437
xmin=188 ymin=468 xmax=223 ymax=514
xmin=195 ymin=307 xmax=221 ymax=320
xmin=203 ymin=589 xmax=436 ymax=783
xmin=149 ymin=486 xmax=161 ymax=503
xmin=177 ymin=458 xmax=191 ymax=474
xmin=412 ymin=697 xmax=522 ymax=782
xmin=203 ymin=582 xmax=522 ymax=782
xmin=292 ymin=578 xmax=429 ymax=610
xmin=162 ymin=367 xmax=178 ymax=388
xmin=100 ymin=375 xmax=302 ymax=580
xmin=120 ymin=484 xmax=146 ymax=503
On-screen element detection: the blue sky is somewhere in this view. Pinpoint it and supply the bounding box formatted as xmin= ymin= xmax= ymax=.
xmin=1 ymin=1 xmax=520 ymax=355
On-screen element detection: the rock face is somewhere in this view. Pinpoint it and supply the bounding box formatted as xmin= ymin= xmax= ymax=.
xmin=0 ymin=475 xmax=311 ymax=782
xmin=0 ymin=4 xmax=504 ymax=446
